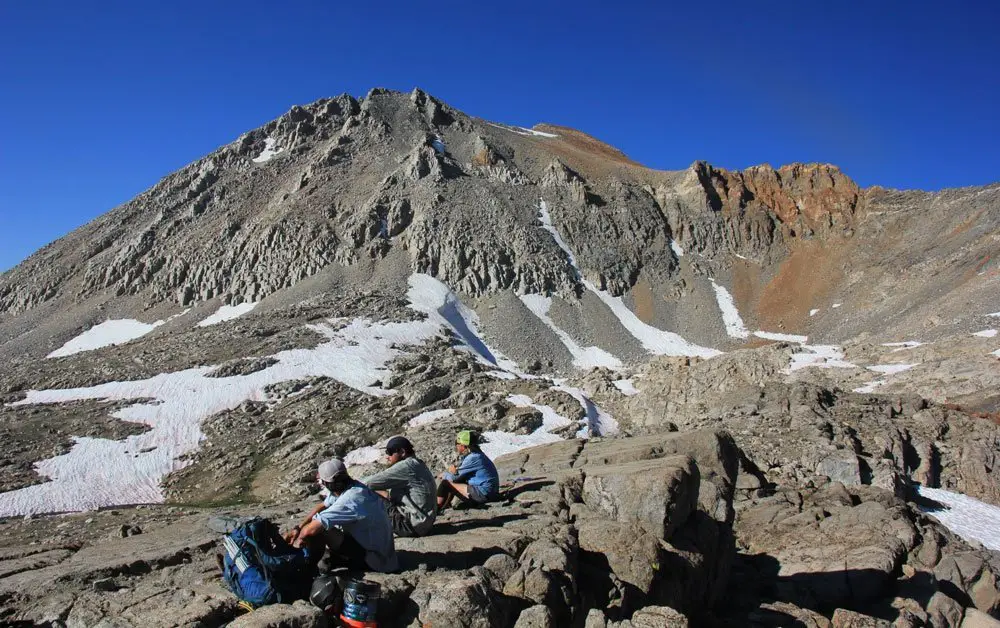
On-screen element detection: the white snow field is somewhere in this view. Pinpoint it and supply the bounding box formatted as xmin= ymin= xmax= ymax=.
xmin=917 ymin=486 xmax=1000 ymax=551
xmin=710 ymin=279 xmax=750 ymax=339
xmin=520 ymin=294 xmax=622 ymax=370
xmin=538 ymin=201 xmax=720 ymax=359
xmin=989 ymin=312 xmax=1000 ymax=318
xmin=48 ymin=319 xmax=167 ymax=358
xmin=344 ymin=440 xmax=389 ymax=467
xmin=197 ymin=302 xmax=258 ymax=327
xmin=809 ymin=309 xmax=820 ymax=317
xmin=479 ymin=394 xmax=572 ymax=460
xmin=852 ymin=363 xmax=919 ymax=393
xmin=408 ymin=273 xmax=526 ymax=376
xmin=407 ymin=408 xmax=455 ymax=428
xmin=552 ymin=383 xmax=619 ymax=437
xmin=486 ymin=123 xmax=558 ymax=138
xmin=853 ymin=380 xmax=885 ymax=394
xmin=670 ymin=239 xmax=684 ymax=258
xmin=973 ymin=329 xmax=997 ymax=338
xmin=3 ymin=272 xmax=550 ymax=515
xmin=251 ymin=137 xmax=284 ymax=163
xmin=612 ymin=379 xmax=640 ymax=396
xmin=867 ymin=363 xmax=919 ymax=375
xmin=788 ymin=345 xmax=858 ymax=372
xmin=754 ymin=331 xmax=809 ymax=343
xmin=0 ymin=315 xmax=446 ymax=516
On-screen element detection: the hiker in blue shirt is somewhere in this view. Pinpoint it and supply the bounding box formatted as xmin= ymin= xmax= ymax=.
xmin=436 ymin=430 xmax=500 ymax=511
xmin=286 ymin=458 xmax=398 ymax=573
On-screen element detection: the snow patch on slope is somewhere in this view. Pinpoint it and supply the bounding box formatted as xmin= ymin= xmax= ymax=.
xmin=612 ymin=379 xmax=640 ymax=396
xmin=754 ymin=331 xmax=809 ymax=343
xmin=538 ymin=200 xmax=720 ymax=359
xmin=710 ymin=279 xmax=750 ymax=339
xmin=788 ymin=345 xmax=857 ymax=372
xmin=48 ymin=319 xmax=166 ymax=358
xmin=552 ymin=384 xmax=618 ymax=437
xmin=408 ymin=409 xmax=455 ymax=428
xmin=867 ymin=363 xmax=919 ymax=375
xmin=973 ymin=329 xmax=997 ymax=338
xmin=252 ymin=138 xmax=284 ymax=163
xmin=1 ymin=316 xmax=443 ymax=516
xmin=917 ymin=486 xmax=1000 ymax=551
xmin=479 ymin=394 xmax=571 ymax=460
xmin=345 ymin=440 xmax=389 ymax=467
xmin=198 ymin=302 xmax=258 ymax=327
xmin=670 ymin=240 xmax=684 ymax=258
xmin=520 ymin=294 xmax=622 ymax=370
xmin=408 ymin=273 xmax=525 ymax=376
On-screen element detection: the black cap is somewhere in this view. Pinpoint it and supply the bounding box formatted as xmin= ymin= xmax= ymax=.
xmin=385 ymin=436 xmax=414 ymax=455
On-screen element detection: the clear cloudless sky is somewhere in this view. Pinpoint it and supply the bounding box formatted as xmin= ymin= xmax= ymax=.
xmin=1 ymin=0 xmax=998 ymax=271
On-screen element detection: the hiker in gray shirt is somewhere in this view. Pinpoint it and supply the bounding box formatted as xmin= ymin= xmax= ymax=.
xmin=362 ymin=436 xmax=438 ymax=537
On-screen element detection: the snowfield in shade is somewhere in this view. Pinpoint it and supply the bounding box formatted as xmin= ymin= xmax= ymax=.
xmin=552 ymin=383 xmax=618 ymax=437
xmin=973 ymin=329 xmax=997 ymax=338
xmin=520 ymin=294 xmax=622 ymax=370
xmin=917 ymin=486 xmax=1000 ymax=551
xmin=197 ymin=302 xmax=258 ymax=327
xmin=538 ymin=200 xmax=720 ymax=359
xmin=48 ymin=319 xmax=166 ymax=358
xmin=408 ymin=274 xmax=525 ymax=376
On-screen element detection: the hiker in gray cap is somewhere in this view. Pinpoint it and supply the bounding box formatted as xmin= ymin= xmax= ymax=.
xmin=362 ymin=435 xmax=438 ymax=537
xmin=286 ymin=457 xmax=398 ymax=573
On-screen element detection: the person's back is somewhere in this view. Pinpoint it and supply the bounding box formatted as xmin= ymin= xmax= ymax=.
xmin=364 ymin=455 xmax=438 ymax=536
xmin=318 ymin=480 xmax=398 ymax=572
xmin=460 ymin=451 xmax=499 ymax=500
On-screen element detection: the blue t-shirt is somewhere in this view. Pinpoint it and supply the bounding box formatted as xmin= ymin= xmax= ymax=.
xmin=443 ymin=451 xmax=499 ymax=498
xmin=314 ymin=480 xmax=398 ymax=572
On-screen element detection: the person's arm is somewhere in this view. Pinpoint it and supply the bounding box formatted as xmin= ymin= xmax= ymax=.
xmin=447 ymin=455 xmax=479 ymax=483
xmin=363 ymin=464 xmax=409 ymax=492
xmin=286 ymin=501 xmax=327 ymax=543
xmin=292 ymin=496 xmax=365 ymax=548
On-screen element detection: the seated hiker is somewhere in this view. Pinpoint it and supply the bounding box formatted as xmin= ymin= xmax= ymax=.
xmin=286 ymin=458 xmax=398 ymax=573
xmin=436 ymin=430 xmax=500 ymax=511
xmin=362 ymin=435 xmax=438 ymax=537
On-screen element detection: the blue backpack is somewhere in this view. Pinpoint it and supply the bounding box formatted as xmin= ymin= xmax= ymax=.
xmin=221 ymin=517 xmax=311 ymax=608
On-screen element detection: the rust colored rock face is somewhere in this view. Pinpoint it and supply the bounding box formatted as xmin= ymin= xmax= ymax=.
xmin=690 ymin=161 xmax=861 ymax=232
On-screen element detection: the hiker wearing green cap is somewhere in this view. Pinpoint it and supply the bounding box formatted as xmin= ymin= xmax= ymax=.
xmin=362 ymin=436 xmax=438 ymax=537
xmin=436 ymin=430 xmax=500 ymax=511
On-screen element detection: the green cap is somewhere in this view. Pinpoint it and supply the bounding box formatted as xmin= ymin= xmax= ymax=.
xmin=456 ymin=430 xmax=473 ymax=446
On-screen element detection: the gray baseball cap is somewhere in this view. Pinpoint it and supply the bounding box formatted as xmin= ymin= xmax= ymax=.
xmin=317 ymin=458 xmax=348 ymax=482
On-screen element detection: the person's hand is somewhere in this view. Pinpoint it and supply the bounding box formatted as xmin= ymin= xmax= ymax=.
xmin=447 ymin=465 xmax=458 ymax=475
xmin=284 ymin=526 xmax=300 ymax=544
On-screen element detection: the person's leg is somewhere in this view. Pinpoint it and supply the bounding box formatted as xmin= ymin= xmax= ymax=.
xmin=321 ymin=527 xmax=369 ymax=572
xmin=436 ymin=480 xmax=470 ymax=510
xmin=385 ymin=502 xmax=416 ymax=537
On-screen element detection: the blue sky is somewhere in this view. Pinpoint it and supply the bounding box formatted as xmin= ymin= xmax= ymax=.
xmin=1 ymin=1 xmax=997 ymax=271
